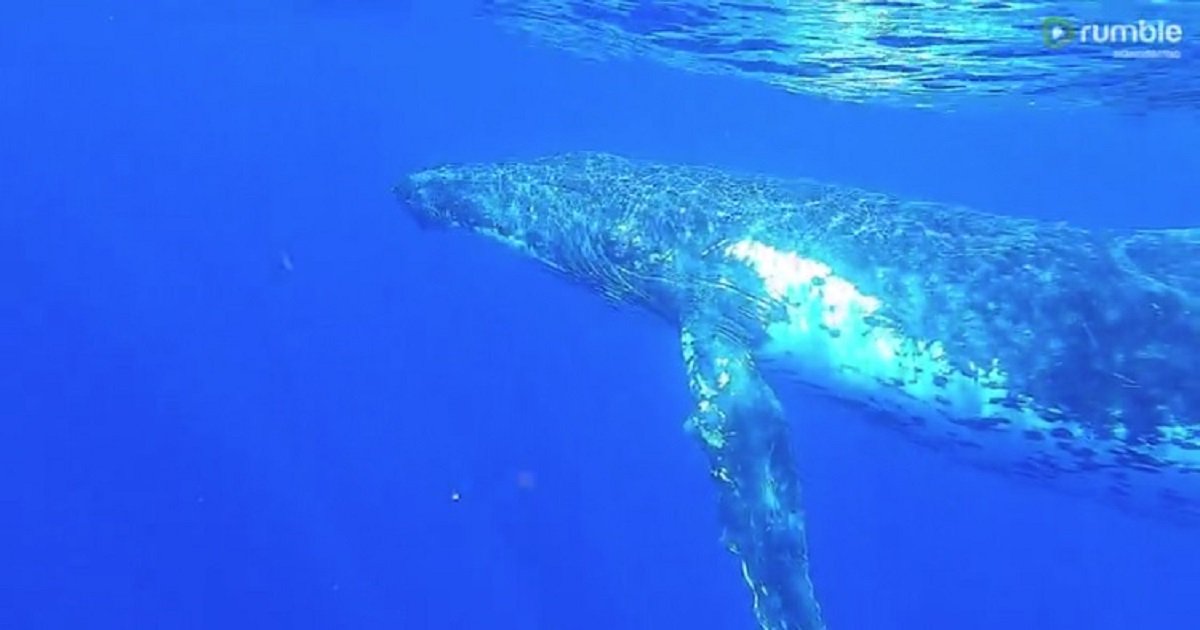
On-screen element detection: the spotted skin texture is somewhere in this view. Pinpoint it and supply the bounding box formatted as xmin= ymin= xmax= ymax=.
xmin=681 ymin=320 xmax=825 ymax=630
xmin=398 ymin=152 xmax=1200 ymax=628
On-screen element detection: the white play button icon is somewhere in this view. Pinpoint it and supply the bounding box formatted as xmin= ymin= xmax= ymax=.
xmin=1043 ymin=17 xmax=1076 ymax=48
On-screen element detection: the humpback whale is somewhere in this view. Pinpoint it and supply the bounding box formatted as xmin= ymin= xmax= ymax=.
xmin=396 ymin=152 xmax=1200 ymax=630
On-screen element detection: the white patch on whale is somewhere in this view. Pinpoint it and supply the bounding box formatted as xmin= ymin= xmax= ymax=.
xmin=725 ymin=238 xmax=1045 ymax=428
xmin=725 ymin=238 xmax=1200 ymax=511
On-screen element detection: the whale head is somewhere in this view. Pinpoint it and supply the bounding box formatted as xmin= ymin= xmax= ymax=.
xmin=396 ymin=153 xmax=724 ymax=312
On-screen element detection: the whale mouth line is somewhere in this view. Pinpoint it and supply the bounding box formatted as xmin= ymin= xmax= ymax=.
xmin=394 ymin=176 xmax=461 ymax=232
xmin=1111 ymin=229 xmax=1200 ymax=303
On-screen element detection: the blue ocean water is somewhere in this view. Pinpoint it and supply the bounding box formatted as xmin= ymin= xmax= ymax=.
xmin=2 ymin=2 xmax=1198 ymax=629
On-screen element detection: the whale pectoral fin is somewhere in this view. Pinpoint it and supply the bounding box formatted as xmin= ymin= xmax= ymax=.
xmin=681 ymin=321 xmax=826 ymax=630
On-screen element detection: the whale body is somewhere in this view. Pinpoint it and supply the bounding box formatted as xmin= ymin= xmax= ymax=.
xmin=396 ymin=152 xmax=1200 ymax=630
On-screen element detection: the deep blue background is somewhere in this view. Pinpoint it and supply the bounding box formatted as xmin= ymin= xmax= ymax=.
xmin=3 ymin=3 xmax=1199 ymax=629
